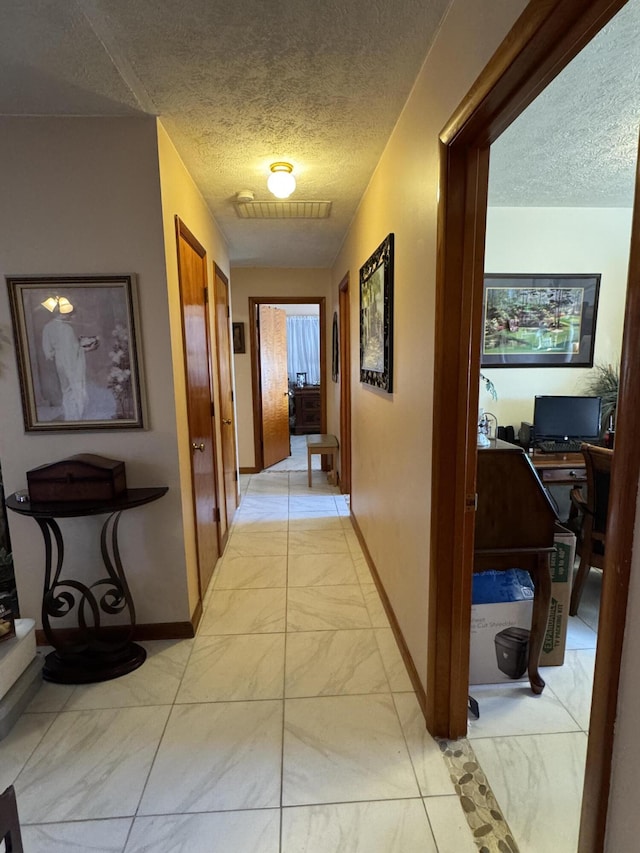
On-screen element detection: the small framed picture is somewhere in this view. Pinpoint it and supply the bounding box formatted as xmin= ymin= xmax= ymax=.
xmin=332 ymin=311 xmax=339 ymax=382
xmin=232 ymin=322 xmax=246 ymax=354
xmin=7 ymin=274 xmax=145 ymax=432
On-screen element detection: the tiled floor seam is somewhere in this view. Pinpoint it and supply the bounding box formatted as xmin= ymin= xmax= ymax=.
xmin=439 ymin=737 xmax=520 ymax=853
xmin=280 ymin=476 xmax=290 ymax=829
xmin=543 ymin=682 xmax=590 ymax=733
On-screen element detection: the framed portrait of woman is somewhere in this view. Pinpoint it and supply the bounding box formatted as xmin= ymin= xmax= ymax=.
xmin=6 ymin=274 xmax=146 ymax=431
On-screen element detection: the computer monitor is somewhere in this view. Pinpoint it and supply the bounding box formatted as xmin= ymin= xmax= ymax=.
xmin=533 ymin=395 xmax=602 ymax=441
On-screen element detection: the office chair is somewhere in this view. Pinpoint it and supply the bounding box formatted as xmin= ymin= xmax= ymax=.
xmin=568 ymin=443 xmax=613 ymax=617
xmin=0 ymin=785 xmax=23 ymax=852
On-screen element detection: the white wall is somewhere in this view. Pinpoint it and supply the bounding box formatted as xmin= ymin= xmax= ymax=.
xmin=482 ymin=207 xmax=631 ymax=427
xmin=0 ymin=117 xmax=192 ymax=626
xmin=329 ymin=0 xmax=528 ymax=684
xmin=230 ymin=268 xmax=332 ymax=469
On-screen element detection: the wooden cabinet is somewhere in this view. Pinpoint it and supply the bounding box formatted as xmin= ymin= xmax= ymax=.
xmin=293 ymin=386 xmax=321 ymax=434
xmin=475 ymin=440 xmax=558 ymax=694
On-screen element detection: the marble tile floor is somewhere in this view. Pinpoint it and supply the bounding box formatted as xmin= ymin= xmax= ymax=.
xmin=468 ymin=571 xmax=600 ymax=853
xmin=264 ymin=434 xmax=322 ymax=473
xmin=1 ymin=470 xmax=480 ymax=853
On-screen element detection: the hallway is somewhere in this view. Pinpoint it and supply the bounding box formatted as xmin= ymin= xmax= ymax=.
xmin=0 ymin=470 xmax=480 ymax=852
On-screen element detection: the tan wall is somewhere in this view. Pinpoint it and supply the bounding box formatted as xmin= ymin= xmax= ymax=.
xmin=156 ymin=121 xmax=231 ymax=614
xmin=483 ymin=206 xmax=630 ymax=429
xmin=329 ymin=0 xmax=528 ymax=686
xmin=0 ymin=116 xmax=191 ymax=627
xmin=230 ymin=267 xmax=332 ymax=469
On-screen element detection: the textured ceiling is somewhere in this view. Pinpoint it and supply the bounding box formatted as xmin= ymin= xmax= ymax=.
xmin=0 ymin=1 xmax=638 ymax=267
xmin=489 ymin=0 xmax=640 ymax=208
xmin=0 ymin=0 xmax=451 ymax=267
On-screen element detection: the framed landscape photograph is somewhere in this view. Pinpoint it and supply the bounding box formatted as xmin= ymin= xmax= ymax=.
xmin=7 ymin=274 xmax=145 ymax=431
xmin=481 ymin=273 xmax=600 ymax=368
xmin=360 ymin=233 xmax=394 ymax=392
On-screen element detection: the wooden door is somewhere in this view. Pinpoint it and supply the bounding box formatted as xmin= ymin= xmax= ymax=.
xmin=213 ymin=264 xmax=238 ymax=531
xmin=259 ymin=305 xmax=290 ymax=468
xmin=176 ymin=218 xmax=220 ymax=598
xmin=339 ymin=276 xmax=352 ymax=494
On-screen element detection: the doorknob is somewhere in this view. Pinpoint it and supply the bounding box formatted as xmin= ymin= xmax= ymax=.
xmin=222 ymin=419 xmax=232 ymax=425
xmin=192 ymin=442 xmax=205 ymax=452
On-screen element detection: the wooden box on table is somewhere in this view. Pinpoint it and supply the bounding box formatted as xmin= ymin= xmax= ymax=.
xmin=26 ymin=454 xmax=127 ymax=503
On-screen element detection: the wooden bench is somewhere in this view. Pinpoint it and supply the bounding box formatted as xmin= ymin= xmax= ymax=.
xmin=306 ymin=434 xmax=339 ymax=487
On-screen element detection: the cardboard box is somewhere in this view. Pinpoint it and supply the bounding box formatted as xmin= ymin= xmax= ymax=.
xmin=540 ymin=523 xmax=576 ymax=667
xmin=469 ymin=570 xmax=534 ymax=685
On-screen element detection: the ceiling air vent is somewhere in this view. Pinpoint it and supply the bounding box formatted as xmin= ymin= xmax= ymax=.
xmin=234 ymin=200 xmax=332 ymax=220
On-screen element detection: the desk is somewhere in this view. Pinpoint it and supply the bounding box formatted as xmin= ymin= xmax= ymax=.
xmin=530 ymin=450 xmax=586 ymax=486
xmin=476 ymin=441 xmax=557 ymax=694
xmin=531 ymin=450 xmax=586 ymax=521
xmin=5 ymin=487 xmax=168 ymax=684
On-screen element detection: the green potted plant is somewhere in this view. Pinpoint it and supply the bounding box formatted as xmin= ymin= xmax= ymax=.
xmin=582 ymin=362 xmax=619 ymax=436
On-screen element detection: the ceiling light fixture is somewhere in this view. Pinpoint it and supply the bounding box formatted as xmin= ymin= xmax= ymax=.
xmin=267 ymin=162 xmax=296 ymax=199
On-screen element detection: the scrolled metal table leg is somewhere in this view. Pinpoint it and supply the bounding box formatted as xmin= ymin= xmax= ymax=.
xmin=35 ymin=513 xmax=146 ymax=683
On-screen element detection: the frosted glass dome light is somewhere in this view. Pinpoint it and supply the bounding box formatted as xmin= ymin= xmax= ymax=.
xmin=267 ymin=162 xmax=296 ymax=198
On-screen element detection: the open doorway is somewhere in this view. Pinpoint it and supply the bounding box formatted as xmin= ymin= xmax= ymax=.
xmin=466 ymin=7 xmax=633 ymax=842
xmin=427 ymin=1 xmax=638 ymax=850
xmin=249 ymin=296 xmax=327 ymax=472
xmin=339 ymin=274 xmax=352 ymax=495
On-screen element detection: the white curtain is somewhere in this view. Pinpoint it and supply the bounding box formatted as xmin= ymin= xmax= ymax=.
xmin=287 ymin=315 xmax=320 ymax=385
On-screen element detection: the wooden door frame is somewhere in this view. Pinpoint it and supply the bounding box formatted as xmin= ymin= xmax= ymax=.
xmin=175 ymin=216 xmax=222 ymax=596
xmin=212 ymin=262 xmax=238 ymax=543
xmin=426 ymin=1 xmax=636 ymax=850
xmin=249 ymin=296 xmax=327 ymax=471
xmin=338 ymin=275 xmax=352 ymax=495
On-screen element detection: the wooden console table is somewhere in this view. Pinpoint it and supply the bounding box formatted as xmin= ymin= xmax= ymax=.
xmin=6 ymin=487 xmax=168 ymax=684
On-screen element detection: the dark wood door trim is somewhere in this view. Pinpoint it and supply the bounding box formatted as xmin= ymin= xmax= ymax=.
xmin=427 ymin=2 xmax=634 ymax=850
xmin=249 ymin=296 xmax=327 ymax=471
xmin=582 ymin=143 xmax=640 ymax=851
xmin=174 ymin=216 xmax=222 ymax=597
xmin=338 ymin=275 xmax=352 ymax=495
xmin=213 ymin=262 xmax=237 ymax=543
xmin=428 ymin=142 xmax=490 ymax=738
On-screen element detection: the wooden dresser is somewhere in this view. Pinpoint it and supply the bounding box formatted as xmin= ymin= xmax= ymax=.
xmin=293 ymin=386 xmax=321 ymax=434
